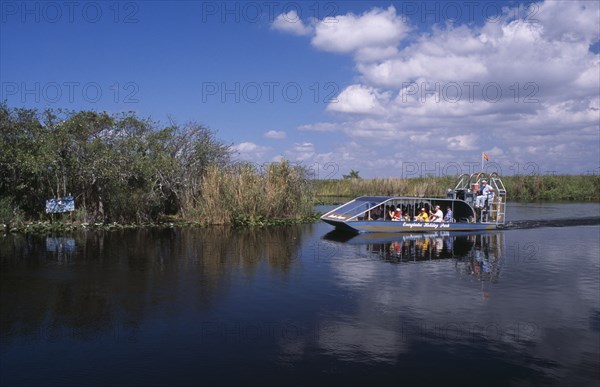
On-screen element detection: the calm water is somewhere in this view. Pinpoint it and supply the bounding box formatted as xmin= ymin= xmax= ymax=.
xmin=1 ymin=203 xmax=599 ymax=386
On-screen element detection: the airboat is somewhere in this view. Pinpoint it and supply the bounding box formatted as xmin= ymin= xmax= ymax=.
xmin=320 ymin=172 xmax=506 ymax=233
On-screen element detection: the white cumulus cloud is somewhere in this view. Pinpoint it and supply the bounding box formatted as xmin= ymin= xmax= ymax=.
xmin=272 ymin=10 xmax=313 ymax=36
xmin=327 ymin=84 xmax=390 ymax=115
xmin=232 ymin=142 xmax=271 ymax=161
xmin=264 ymin=130 xmax=286 ymax=139
xmin=274 ymin=1 xmax=600 ymax=176
xmin=284 ymin=142 xmax=315 ymax=161
xmin=311 ymin=6 xmax=409 ymax=58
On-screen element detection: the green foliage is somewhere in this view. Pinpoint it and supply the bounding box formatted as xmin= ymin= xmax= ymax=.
xmin=343 ymin=169 xmax=361 ymax=179
xmin=315 ymin=176 xmax=455 ymax=198
xmin=315 ymin=175 xmax=600 ymax=203
xmin=0 ymin=104 xmax=314 ymax=226
xmin=0 ymin=196 xmax=25 ymax=226
xmin=190 ymin=160 xmax=315 ymax=225
xmin=504 ymin=175 xmax=600 ymax=202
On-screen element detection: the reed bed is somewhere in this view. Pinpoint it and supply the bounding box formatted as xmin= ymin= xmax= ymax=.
xmin=316 ymin=176 xmax=455 ymax=198
xmin=503 ymin=175 xmax=600 ymax=202
xmin=190 ymin=161 xmax=315 ymax=225
xmin=315 ymin=175 xmax=600 ymax=203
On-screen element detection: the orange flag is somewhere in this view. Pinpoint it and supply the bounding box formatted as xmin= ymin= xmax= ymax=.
xmin=482 ymin=152 xmax=490 ymax=161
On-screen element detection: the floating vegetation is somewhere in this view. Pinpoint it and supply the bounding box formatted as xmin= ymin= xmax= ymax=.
xmin=2 ymin=213 xmax=323 ymax=235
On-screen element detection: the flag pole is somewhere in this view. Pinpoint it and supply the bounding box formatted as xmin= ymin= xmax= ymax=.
xmin=481 ymin=152 xmax=484 ymax=171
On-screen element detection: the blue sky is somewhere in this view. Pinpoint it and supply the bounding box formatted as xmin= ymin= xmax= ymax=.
xmin=1 ymin=1 xmax=599 ymax=178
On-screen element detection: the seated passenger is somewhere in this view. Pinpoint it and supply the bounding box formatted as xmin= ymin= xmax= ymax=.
xmin=388 ymin=206 xmax=396 ymax=220
xmin=371 ymin=205 xmax=383 ymax=220
xmin=416 ymin=208 xmax=429 ymax=222
xmin=443 ymin=206 xmax=453 ymax=222
xmin=392 ymin=207 xmax=403 ymax=221
xmin=429 ymin=205 xmax=443 ymax=222
xmin=406 ymin=206 xmax=414 ymax=221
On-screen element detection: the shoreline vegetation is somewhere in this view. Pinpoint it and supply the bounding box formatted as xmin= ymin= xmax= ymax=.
xmin=1 ymin=105 xmax=316 ymax=233
xmin=1 ymin=105 xmax=598 ymax=234
xmin=5 ymin=173 xmax=598 ymax=234
xmin=314 ymin=175 xmax=600 ymax=204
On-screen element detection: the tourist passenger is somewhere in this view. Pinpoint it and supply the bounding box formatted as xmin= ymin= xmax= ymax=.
xmin=392 ymin=207 xmax=403 ymax=221
xmin=476 ymin=180 xmax=494 ymax=208
xmin=416 ymin=208 xmax=429 ymax=222
xmin=388 ymin=205 xmax=396 ymax=220
xmin=444 ymin=206 xmax=453 ymax=222
xmin=430 ymin=205 xmax=443 ymax=222
xmin=372 ymin=205 xmax=383 ymax=220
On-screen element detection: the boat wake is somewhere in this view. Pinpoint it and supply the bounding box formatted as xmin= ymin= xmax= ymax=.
xmin=499 ymin=216 xmax=600 ymax=230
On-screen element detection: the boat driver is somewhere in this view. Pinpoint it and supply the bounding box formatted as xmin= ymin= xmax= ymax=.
xmin=475 ymin=180 xmax=494 ymax=208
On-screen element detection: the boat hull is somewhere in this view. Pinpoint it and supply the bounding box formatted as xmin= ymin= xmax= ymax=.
xmin=321 ymin=218 xmax=497 ymax=233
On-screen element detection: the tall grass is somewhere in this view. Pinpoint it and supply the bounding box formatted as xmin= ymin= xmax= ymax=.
xmin=315 ymin=175 xmax=600 ymax=202
xmin=0 ymin=196 xmax=25 ymax=227
xmin=189 ymin=161 xmax=315 ymax=225
xmin=504 ymin=175 xmax=600 ymax=202
xmin=316 ymin=176 xmax=455 ymax=198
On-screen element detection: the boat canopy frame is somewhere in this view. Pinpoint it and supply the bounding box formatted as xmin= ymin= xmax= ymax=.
xmin=450 ymin=172 xmax=506 ymax=224
xmin=322 ymin=196 xmax=476 ymax=223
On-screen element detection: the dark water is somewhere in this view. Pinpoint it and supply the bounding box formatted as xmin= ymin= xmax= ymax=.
xmin=1 ymin=203 xmax=599 ymax=386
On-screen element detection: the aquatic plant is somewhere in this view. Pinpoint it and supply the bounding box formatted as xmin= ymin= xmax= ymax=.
xmin=192 ymin=160 xmax=315 ymax=225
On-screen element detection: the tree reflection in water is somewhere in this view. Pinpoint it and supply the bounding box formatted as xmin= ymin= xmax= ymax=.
xmin=0 ymin=225 xmax=309 ymax=345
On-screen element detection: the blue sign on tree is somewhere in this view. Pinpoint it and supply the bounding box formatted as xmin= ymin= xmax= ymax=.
xmin=45 ymin=196 xmax=75 ymax=214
